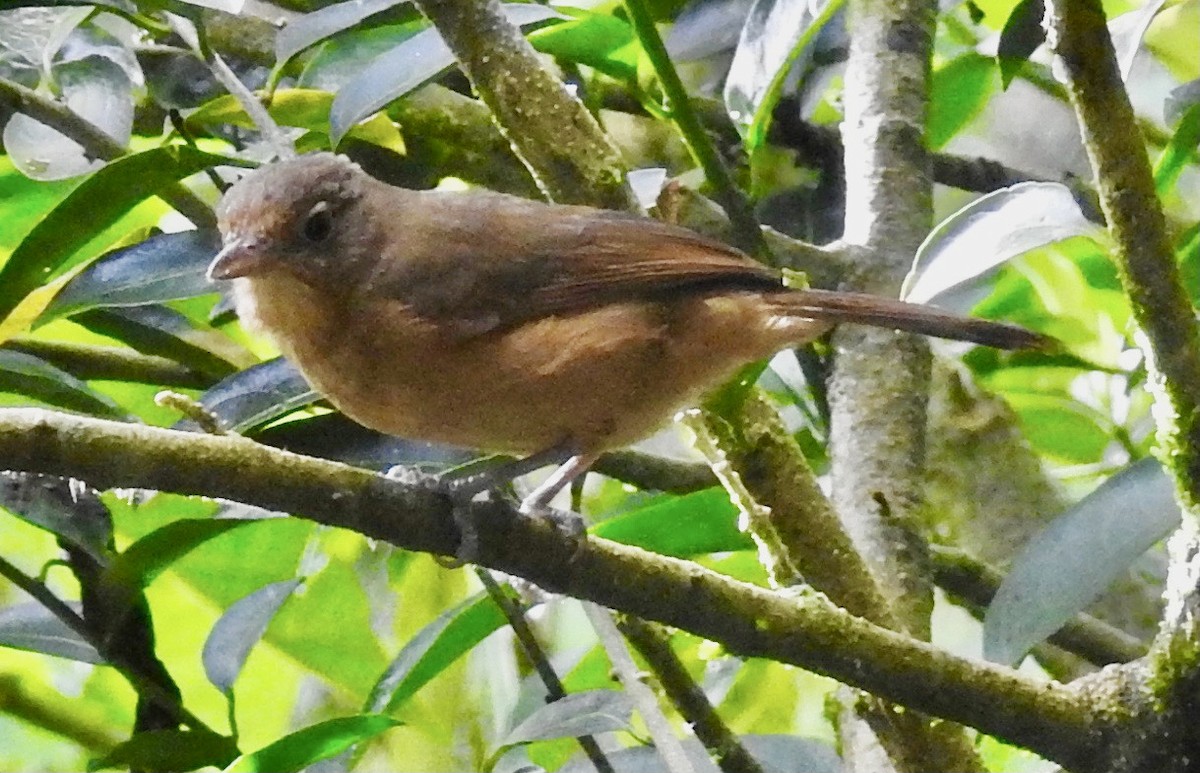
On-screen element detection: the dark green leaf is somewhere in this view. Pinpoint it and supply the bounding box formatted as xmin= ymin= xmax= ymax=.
xmin=74 ymin=305 xmax=248 ymax=381
xmin=529 ymin=9 xmax=638 ymax=82
xmin=89 ymin=728 xmax=239 ymax=772
xmin=253 ymin=412 xmax=471 ymax=470
xmin=592 ymin=488 xmax=749 ymax=557
xmin=0 ymin=603 xmax=103 ymax=664
xmin=996 ymin=0 xmax=1044 ymax=89
xmin=1176 ymin=221 xmax=1200 ymax=306
xmin=0 ymin=146 xmax=246 ymax=324
xmin=984 ymin=458 xmax=1179 ymax=665
xmin=0 ymin=349 xmax=130 ymax=419
xmin=0 ymin=471 xmax=112 ymax=561
xmin=366 ymin=593 xmax=506 ymax=713
xmin=225 ymin=715 xmax=401 ymax=772
xmin=203 ymin=578 xmax=304 ymax=694
xmin=502 ymin=690 xmax=633 ymax=746
xmin=44 ymin=230 xmax=220 ymax=321
xmin=178 ymin=357 xmax=317 ymax=433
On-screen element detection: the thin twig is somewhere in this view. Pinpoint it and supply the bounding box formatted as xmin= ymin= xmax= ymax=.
xmin=0 ymin=554 xmax=215 ymax=736
xmin=474 ymin=568 xmax=615 ymax=773
xmin=618 ymin=617 xmax=765 ymax=773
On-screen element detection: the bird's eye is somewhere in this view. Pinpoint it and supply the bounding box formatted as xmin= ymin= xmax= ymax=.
xmin=302 ymin=203 xmax=334 ymax=243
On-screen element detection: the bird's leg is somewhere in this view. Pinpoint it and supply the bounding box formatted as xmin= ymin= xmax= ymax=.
xmin=518 ymin=453 xmax=597 ymax=515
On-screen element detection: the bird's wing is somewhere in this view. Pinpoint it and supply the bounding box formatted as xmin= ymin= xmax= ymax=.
xmin=360 ymin=191 xmax=783 ymax=338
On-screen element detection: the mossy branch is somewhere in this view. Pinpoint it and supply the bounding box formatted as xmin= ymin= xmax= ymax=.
xmin=0 ymin=407 xmax=1101 ymax=768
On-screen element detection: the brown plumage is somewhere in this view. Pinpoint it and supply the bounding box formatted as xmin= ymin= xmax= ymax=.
xmin=209 ymin=153 xmax=1046 ymax=509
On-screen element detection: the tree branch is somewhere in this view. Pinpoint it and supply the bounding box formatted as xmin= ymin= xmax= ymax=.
xmin=411 ymin=0 xmax=635 ymax=211
xmin=0 ymin=407 xmax=1100 ymax=769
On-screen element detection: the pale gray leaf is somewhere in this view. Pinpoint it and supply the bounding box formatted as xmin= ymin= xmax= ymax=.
xmin=666 ymin=0 xmax=753 ymax=61
xmin=5 ymin=55 xmax=132 ymax=180
xmin=203 ymin=578 xmax=303 ymax=694
xmin=722 ymin=0 xmax=832 ymax=134
xmin=502 ymin=690 xmax=633 ymax=746
xmin=276 ymin=0 xmax=409 ymax=64
xmin=629 ymin=167 xmax=667 ymax=211
xmin=902 ymin=182 xmax=1106 ymax=311
xmin=0 ymin=602 xmax=103 ymax=664
xmin=1110 ymin=0 xmax=1167 ymax=81
xmin=984 ymin=458 xmax=1180 ymax=666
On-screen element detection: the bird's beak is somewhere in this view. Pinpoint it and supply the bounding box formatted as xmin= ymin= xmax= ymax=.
xmin=207 ymin=238 xmax=262 ymax=281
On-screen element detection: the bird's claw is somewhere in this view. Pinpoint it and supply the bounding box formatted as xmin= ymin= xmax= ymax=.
xmin=385 ymin=464 xmax=483 ymax=565
xmin=519 ymin=500 xmax=588 ymax=558
xmin=384 ymin=464 xmax=588 ymax=564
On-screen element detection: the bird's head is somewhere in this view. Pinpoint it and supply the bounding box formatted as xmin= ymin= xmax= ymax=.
xmin=209 ymin=153 xmax=374 ymax=287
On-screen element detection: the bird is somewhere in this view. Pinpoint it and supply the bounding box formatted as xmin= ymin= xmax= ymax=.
xmin=208 ymin=152 xmax=1047 ymax=517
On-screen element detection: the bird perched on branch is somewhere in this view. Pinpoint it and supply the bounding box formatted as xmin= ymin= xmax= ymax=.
xmin=208 ymin=153 xmax=1047 ymax=519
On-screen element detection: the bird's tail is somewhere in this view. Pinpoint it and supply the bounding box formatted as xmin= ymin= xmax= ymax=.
xmin=769 ymin=288 xmax=1053 ymax=351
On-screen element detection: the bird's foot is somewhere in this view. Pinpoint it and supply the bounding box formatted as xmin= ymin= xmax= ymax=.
xmin=519 ymin=495 xmax=588 ymax=558
xmin=384 ymin=464 xmax=485 ymax=566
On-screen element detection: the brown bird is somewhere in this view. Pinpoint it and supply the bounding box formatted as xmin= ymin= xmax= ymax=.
xmin=209 ymin=153 xmax=1046 ymax=513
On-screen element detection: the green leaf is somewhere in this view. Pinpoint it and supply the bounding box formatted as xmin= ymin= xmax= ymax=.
xmin=1004 ymin=392 xmax=1112 ymax=464
xmin=928 ymin=53 xmax=997 ymax=150
xmin=224 ymin=715 xmax=401 ymax=773
xmin=1153 ymin=101 xmax=1200 ymax=196
xmin=0 ymin=146 xmax=246 ymax=328
xmin=366 ymin=593 xmax=506 ymax=713
xmin=90 ymin=728 xmax=239 ymax=772
xmin=529 ymin=9 xmax=639 ymax=82
xmin=996 ymin=0 xmax=1044 ymax=88
xmin=0 ymin=349 xmax=131 ymax=419
xmin=107 ymin=518 xmax=258 ymax=591
xmin=592 ymin=488 xmax=749 ymax=557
